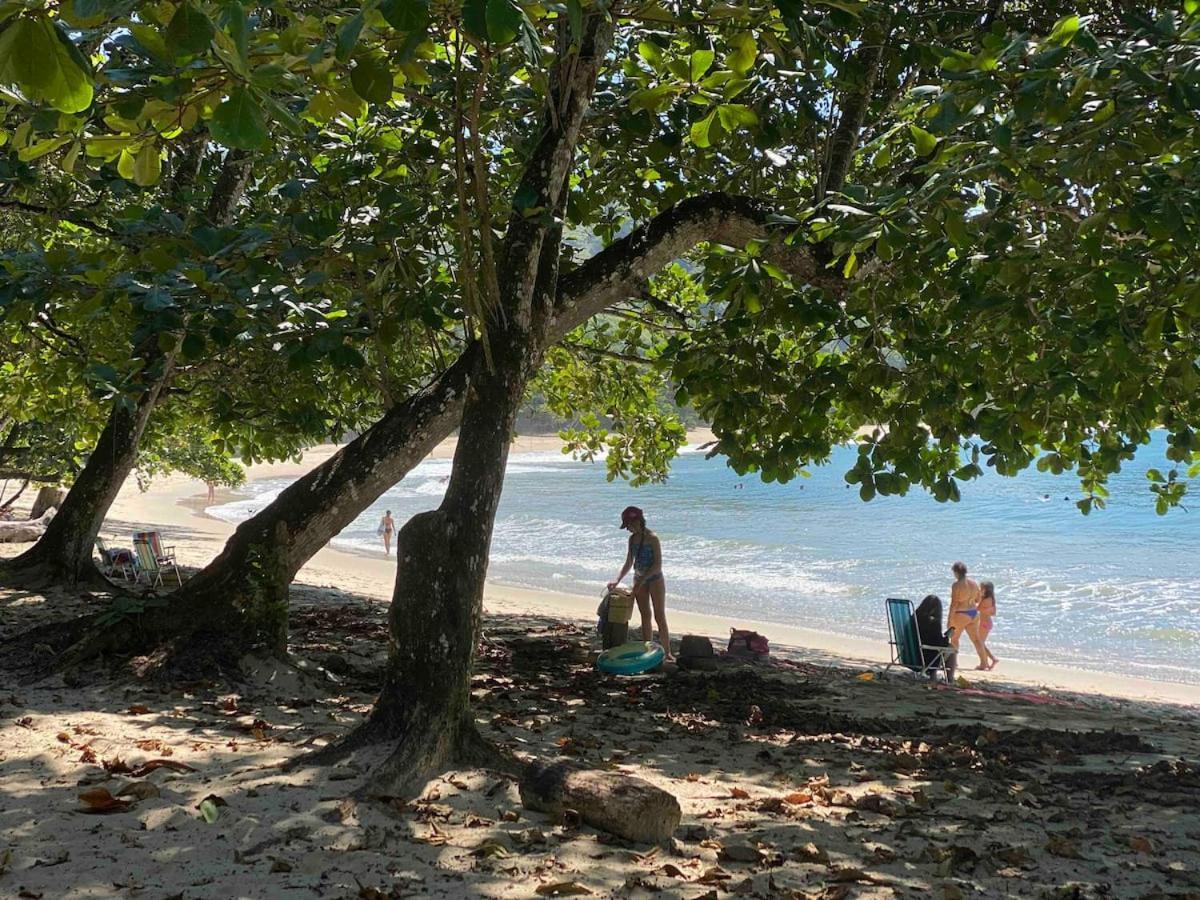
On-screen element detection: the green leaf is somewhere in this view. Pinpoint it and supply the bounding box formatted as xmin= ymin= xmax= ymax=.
xmin=0 ymin=16 xmax=94 ymax=113
xmin=1046 ymin=15 xmax=1080 ymax=47
xmin=630 ymin=84 xmax=679 ymax=114
xmin=566 ymin=0 xmax=583 ymax=44
xmin=129 ymin=24 xmax=171 ymax=62
xmin=132 ymin=143 xmax=162 ymax=186
xmin=60 ymin=0 xmax=110 ymax=27
xmin=485 ymin=0 xmax=523 ymax=45
xmin=210 ymin=86 xmax=267 ymax=149
xmin=166 ymin=2 xmax=215 ymax=57
xmin=716 ymin=103 xmax=758 ymax=130
xmin=690 ymin=110 xmax=717 ymax=148
xmin=1092 ymin=99 xmax=1115 ymax=123
xmin=351 ymin=55 xmax=394 ymax=105
xmin=220 ymin=1 xmax=249 ymax=65
xmin=17 ymin=135 xmax=70 ymax=162
xmin=637 ymin=40 xmax=663 ymax=70
xmin=198 ymin=798 xmax=221 ymax=823
xmin=181 ymin=333 xmax=206 ymax=360
xmin=336 ymin=10 xmax=365 ymax=62
xmin=463 ymin=0 xmax=488 ymax=39
xmin=689 ymin=49 xmax=715 ymax=82
xmin=909 ymin=124 xmax=937 ymax=157
xmin=381 ymin=0 xmax=429 ymax=32
xmin=726 ymin=31 xmax=756 ymax=76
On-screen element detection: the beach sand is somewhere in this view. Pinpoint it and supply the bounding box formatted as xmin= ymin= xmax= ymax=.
xmin=1 ymin=436 xmax=1198 ymax=898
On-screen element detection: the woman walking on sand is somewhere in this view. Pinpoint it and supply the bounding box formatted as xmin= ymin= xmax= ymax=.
xmin=608 ymin=506 xmax=672 ymax=660
xmin=977 ymin=581 xmax=999 ymax=670
xmin=378 ymin=510 xmax=396 ymax=556
xmin=948 ymin=561 xmax=990 ymax=670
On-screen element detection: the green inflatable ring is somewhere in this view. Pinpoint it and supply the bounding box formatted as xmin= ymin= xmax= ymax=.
xmin=596 ymin=641 xmax=666 ymax=675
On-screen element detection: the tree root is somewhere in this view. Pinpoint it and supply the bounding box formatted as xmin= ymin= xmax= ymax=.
xmin=0 ymin=557 xmax=108 ymax=592
xmin=286 ymin=710 xmax=520 ymax=802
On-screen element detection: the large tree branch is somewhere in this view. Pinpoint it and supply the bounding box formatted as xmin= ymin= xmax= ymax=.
xmin=205 ymin=149 xmax=253 ymax=226
xmin=498 ymin=13 xmax=615 ymax=331
xmin=817 ymin=28 xmax=889 ymax=203
xmin=551 ymin=193 xmax=846 ymax=343
xmin=0 ymin=199 xmax=117 ymax=239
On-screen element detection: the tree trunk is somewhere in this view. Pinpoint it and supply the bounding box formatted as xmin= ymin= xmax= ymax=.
xmin=56 ymin=347 xmax=477 ymax=664
xmin=303 ymin=332 xmax=536 ymax=795
xmin=29 ymin=486 xmax=65 ymax=520
xmin=330 ymin=12 xmax=617 ymax=793
xmin=3 ymin=364 xmax=172 ymax=586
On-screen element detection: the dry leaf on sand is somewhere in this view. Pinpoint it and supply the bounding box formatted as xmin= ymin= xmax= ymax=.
xmin=78 ymin=788 xmax=132 ymax=814
xmin=535 ymin=882 xmax=592 ymax=896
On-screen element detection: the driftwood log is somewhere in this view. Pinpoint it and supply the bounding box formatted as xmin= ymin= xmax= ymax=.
xmin=519 ymin=761 xmax=681 ymax=844
xmin=0 ymin=507 xmax=55 ymax=543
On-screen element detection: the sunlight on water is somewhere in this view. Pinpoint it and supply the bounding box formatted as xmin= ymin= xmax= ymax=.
xmin=208 ymin=434 xmax=1200 ymax=685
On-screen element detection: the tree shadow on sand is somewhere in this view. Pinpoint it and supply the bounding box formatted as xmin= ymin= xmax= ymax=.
xmin=1 ymin=582 xmax=1198 ymax=898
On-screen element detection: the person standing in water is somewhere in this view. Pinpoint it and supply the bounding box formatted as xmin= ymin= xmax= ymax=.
xmin=948 ymin=561 xmax=990 ymax=670
xmin=977 ymin=580 xmax=999 ymax=670
xmin=608 ymin=506 xmax=672 ymax=660
xmin=379 ymin=510 xmax=396 ymax=556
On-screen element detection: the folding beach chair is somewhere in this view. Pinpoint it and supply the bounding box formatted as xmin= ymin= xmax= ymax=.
xmin=884 ymin=598 xmax=953 ymax=681
xmin=134 ymin=531 xmax=177 ymax=566
xmin=95 ymin=537 xmax=134 ymax=580
xmin=132 ymin=534 xmax=181 ymax=587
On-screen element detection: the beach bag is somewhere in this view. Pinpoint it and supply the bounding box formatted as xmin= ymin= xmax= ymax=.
xmin=727 ymin=628 xmax=769 ymax=661
xmin=677 ymin=635 xmax=718 ymax=671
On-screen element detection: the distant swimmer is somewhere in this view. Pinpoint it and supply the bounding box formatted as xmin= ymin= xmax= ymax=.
xmin=378 ymin=510 xmax=396 ymax=556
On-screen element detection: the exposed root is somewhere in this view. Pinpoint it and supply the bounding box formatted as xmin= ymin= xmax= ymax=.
xmin=286 ymin=710 xmax=519 ymax=804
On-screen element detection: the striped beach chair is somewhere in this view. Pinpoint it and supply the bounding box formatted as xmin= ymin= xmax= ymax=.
xmin=132 ymin=532 xmax=181 ymax=587
xmin=884 ymin=598 xmax=953 ymax=681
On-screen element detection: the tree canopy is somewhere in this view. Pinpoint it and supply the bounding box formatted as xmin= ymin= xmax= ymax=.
xmin=2 ymin=1 xmax=1198 ymax=515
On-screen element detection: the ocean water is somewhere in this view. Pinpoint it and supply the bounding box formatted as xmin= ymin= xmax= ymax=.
xmin=209 ymin=432 xmax=1200 ymax=686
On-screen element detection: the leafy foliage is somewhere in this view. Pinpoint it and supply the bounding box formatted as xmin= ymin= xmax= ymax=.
xmin=2 ymin=1 xmax=1198 ymax=514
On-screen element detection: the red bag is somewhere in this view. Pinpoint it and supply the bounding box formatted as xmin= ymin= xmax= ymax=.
xmin=728 ymin=628 xmax=769 ymax=660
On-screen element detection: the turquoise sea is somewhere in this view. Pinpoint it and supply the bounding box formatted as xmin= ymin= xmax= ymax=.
xmin=210 ymin=431 xmax=1200 ymax=687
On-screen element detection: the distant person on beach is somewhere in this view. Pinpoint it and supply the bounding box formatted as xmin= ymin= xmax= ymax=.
xmin=608 ymin=506 xmax=672 ymax=660
xmin=206 ymin=481 xmax=216 ymax=503
xmin=977 ymin=581 xmax=999 ymax=670
xmin=378 ymin=510 xmax=396 ymax=556
xmin=948 ymin=561 xmax=990 ymax=671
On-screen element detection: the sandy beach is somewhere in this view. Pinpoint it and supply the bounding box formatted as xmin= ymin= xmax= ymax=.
xmin=2 ymin=437 xmax=1198 ymax=898
xmin=101 ymin=437 xmax=1199 ymax=707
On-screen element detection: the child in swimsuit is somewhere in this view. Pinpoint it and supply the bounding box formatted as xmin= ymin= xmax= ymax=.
xmin=977 ymin=581 xmax=999 ymax=670
xmin=608 ymin=505 xmax=672 ymax=660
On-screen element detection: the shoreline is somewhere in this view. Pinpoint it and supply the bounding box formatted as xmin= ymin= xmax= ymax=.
xmin=93 ymin=435 xmax=1197 ymax=710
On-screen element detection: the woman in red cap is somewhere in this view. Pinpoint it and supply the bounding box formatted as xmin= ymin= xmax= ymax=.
xmin=609 ymin=506 xmax=672 ymax=660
